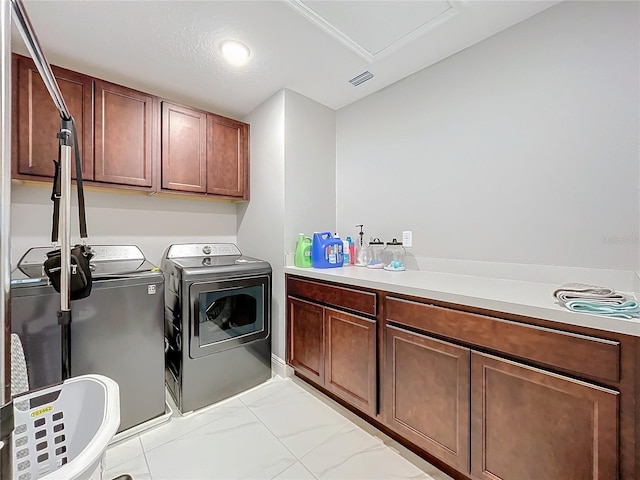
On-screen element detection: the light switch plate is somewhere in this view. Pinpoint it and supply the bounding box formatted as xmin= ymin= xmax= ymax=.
xmin=402 ymin=231 xmax=412 ymax=248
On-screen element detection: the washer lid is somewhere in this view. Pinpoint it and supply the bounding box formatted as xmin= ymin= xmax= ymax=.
xmin=13 ymin=245 xmax=158 ymax=280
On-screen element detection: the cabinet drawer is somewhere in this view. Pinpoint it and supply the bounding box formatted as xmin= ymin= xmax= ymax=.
xmin=288 ymin=277 xmax=377 ymax=317
xmin=386 ymin=297 xmax=620 ymax=383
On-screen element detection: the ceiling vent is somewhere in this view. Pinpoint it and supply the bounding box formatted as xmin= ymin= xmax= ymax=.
xmin=349 ymin=71 xmax=374 ymax=87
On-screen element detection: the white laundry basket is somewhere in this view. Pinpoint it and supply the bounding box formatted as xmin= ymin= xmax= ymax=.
xmin=12 ymin=374 xmax=120 ymax=480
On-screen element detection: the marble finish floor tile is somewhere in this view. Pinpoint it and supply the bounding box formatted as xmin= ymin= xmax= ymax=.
xmin=301 ymin=423 xmax=433 ymax=480
xmin=273 ymin=461 xmax=316 ymax=479
xmin=106 ymin=453 xmax=152 ymax=480
xmin=139 ymin=397 xmax=245 ymax=452
xmin=144 ymin=406 xmax=296 ymax=479
xmin=377 ymin=439 xmax=454 ymax=480
xmin=236 ymin=376 xmax=291 ymax=405
xmin=239 ymin=378 xmax=351 ymax=458
xmin=106 ymin=435 xmax=144 ymax=470
xmin=105 ymin=376 xmax=451 ymax=480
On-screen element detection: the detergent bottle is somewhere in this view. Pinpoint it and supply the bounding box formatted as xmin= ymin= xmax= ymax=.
xmin=294 ymin=234 xmax=312 ymax=268
xmin=311 ymin=232 xmax=343 ymax=268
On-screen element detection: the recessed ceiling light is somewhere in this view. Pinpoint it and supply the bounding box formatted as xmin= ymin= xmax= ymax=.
xmin=220 ymin=40 xmax=251 ymax=66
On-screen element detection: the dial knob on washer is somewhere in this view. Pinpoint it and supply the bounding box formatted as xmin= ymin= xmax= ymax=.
xmin=202 ymin=245 xmax=212 ymax=255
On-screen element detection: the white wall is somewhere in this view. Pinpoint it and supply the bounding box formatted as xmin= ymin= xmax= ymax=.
xmin=284 ymin=90 xmax=336 ymax=254
xmin=10 ymin=184 xmax=237 ymax=267
xmin=237 ymin=91 xmax=286 ymax=358
xmin=336 ymin=0 xmax=639 ymax=270
xmin=238 ymin=89 xmax=336 ymax=360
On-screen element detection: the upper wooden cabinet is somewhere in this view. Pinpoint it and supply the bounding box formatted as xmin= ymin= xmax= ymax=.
xmin=160 ymin=106 xmax=249 ymax=199
xmin=94 ymin=80 xmax=154 ymax=187
xmin=207 ymin=114 xmax=248 ymax=198
xmin=161 ymin=102 xmax=207 ymax=193
xmin=11 ymin=54 xmax=249 ymax=200
xmin=14 ymin=55 xmax=94 ymax=180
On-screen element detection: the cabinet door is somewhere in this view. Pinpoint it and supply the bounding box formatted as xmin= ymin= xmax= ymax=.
xmin=94 ymin=80 xmax=154 ymax=187
xmin=385 ymin=325 xmax=470 ymax=472
xmin=288 ymin=297 xmax=324 ymax=384
xmin=15 ymin=55 xmax=93 ymax=180
xmin=325 ymin=308 xmax=377 ymax=415
xmin=206 ymin=114 xmax=248 ymax=198
xmin=161 ymin=102 xmax=207 ymax=192
xmin=471 ymin=351 xmax=618 ymax=480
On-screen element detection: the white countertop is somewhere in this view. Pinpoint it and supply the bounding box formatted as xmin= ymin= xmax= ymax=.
xmin=284 ymin=264 xmax=640 ymax=337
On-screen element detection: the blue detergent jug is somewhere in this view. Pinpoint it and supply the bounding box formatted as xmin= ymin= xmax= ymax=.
xmin=311 ymin=232 xmax=343 ymax=268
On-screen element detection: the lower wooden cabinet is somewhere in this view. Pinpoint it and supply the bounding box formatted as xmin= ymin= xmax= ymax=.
xmin=286 ymin=275 xmax=633 ymax=480
xmin=384 ymin=326 xmax=620 ymax=480
xmin=471 ymin=351 xmax=619 ymax=480
xmin=384 ymin=324 xmax=470 ymax=472
xmin=325 ymin=308 xmax=376 ymax=415
xmin=288 ymin=297 xmax=324 ymax=384
xmin=287 ymin=294 xmax=377 ymax=414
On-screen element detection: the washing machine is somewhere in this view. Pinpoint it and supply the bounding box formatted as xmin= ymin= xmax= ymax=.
xmin=11 ymin=245 xmax=166 ymax=433
xmin=161 ymin=243 xmax=271 ymax=413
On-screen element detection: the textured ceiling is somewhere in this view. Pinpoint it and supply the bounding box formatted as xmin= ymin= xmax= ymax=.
xmin=11 ymin=1 xmax=560 ymax=119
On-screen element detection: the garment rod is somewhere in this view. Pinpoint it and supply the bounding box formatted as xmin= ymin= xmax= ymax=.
xmin=1 ymin=0 xmax=75 ymax=407
xmin=1 ymin=0 xmax=12 ymax=475
xmin=0 ymin=0 xmax=10 ymax=409
xmin=10 ymin=0 xmax=70 ymax=120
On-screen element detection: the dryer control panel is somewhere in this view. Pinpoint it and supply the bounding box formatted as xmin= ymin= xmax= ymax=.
xmin=166 ymin=243 xmax=242 ymax=259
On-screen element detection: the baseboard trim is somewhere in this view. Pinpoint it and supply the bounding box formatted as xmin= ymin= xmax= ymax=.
xmin=271 ymin=354 xmax=293 ymax=378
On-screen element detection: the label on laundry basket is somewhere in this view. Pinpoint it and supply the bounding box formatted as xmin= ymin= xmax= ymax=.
xmin=31 ymin=406 xmax=53 ymax=418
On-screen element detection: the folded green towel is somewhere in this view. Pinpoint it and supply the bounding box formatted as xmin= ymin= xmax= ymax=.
xmin=564 ymin=300 xmax=640 ymax=319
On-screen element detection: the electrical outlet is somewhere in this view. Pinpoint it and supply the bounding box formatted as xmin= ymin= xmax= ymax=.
xmin=402 ymin=231 xmax=412 ymax=248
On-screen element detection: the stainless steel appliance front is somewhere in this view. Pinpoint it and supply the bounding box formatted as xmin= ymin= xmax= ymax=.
xmin=11 ymin=245 xmax=166 ymax=433
xmin=162 ymin=243 xmax=272 ymax=414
